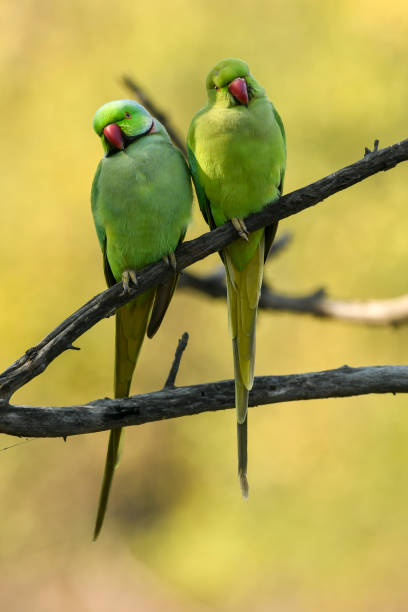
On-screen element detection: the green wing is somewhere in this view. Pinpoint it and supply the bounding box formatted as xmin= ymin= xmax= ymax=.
xmin=263 ymin=105 xmax=286 ymax=262
xmin=91 ymin=162 xmax=105 ymax=250
xmin=187 ymin=144 xmax=217 ymax=231
xmin=103 ymin=237 xmax=117 ymax=288
xmin=92 ymin=163 xmax=118 ymax=287
xmin=187 ymin=142 xmax=226 ymax=269
xmin=273 ymin=107 xmax=286 ymax=146
xmin=147 ymin=227 xmax=187 ymax=338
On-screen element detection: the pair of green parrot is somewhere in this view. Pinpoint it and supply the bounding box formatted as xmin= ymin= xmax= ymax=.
xmin=91 ymin=57 xmax=286 ymax=539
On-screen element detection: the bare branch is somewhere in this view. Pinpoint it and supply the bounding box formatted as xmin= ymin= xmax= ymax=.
xmin=1 ymin=364 xmax=407 ymax=438
xmin=1 ymin=138 xmax=408 ymax=400
xmin=164 ymin=332 xmax=189 ymax=388
xmin=179 ymin=271 xmax=408 ymax=326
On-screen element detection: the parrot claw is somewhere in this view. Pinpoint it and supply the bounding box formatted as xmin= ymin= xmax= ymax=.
xmin=163 ymin=252 xmax=177 ymax=271
xmin=231 ymin=217 xmax=249 ymax=242
xmin=121 ymin=269 xmax=138 ymax=293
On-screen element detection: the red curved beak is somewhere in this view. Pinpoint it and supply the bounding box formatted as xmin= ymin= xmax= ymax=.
xmin=228 ymin=77 xmax=249 ymax=106
xmin=103 ymin=123 xmax=124 ymax=150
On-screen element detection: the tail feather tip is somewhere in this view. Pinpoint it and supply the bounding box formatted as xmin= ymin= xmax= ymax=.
xmin=239 ymin=472 xmax=249 ymax=499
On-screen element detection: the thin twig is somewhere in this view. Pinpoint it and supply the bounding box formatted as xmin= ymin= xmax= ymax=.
xmin=1 ymin=137 xmax=408 ymax=400
xmin=0 ymin=438 xmax=34 ymax=452
xmin=0 ymin=364 xmax=407 ymax=438
xmin=164 ymin=332 xmax=189 ymax=388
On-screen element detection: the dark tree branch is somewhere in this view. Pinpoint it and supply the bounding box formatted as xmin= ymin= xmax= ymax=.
xmin=122 ymin=76 xmax=187 ymax=156
xmin=1 ymin=138 xmax=408 ymax=400
xmin=179 ymin=271 xmax=408 ymax=326
xmin=1 ymin=365 xmax=407 ymax=438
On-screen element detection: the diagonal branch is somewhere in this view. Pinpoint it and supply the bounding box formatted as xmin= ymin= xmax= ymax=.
xmin=1 ymin=364 xmax=407 ymax=437
xmin=1 ymin=137 xmax=408 ymax=400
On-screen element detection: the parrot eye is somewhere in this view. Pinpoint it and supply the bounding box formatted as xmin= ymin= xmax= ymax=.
xmin=124 ymin=112 xmax=132 ymax=119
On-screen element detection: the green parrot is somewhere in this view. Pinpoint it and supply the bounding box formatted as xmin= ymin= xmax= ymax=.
xmin=187 ymin=58 xmax=286 ymax=497
xmin=91 ymin=99 xmax=192 ymax=539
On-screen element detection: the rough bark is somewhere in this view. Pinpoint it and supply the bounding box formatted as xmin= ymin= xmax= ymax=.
xmin=1 ymin=365 xmax=406 ymax=437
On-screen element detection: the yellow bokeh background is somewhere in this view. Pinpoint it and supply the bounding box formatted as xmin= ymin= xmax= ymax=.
xmin=1 ymin=1 xmax=408 ymax=610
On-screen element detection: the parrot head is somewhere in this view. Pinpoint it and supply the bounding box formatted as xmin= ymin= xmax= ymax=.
xmin=205 ymin=58 xmax=265 ymax=108
xmin=93 ymin=99 xmax=154 ymax=155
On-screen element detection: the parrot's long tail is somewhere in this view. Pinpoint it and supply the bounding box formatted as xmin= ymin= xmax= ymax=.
xmin=225 ymin=234 xmax=265 ymax=498
xmin=93 ymin=290 xmax=154 ymax=541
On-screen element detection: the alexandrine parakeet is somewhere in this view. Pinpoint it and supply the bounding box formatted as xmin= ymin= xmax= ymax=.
xmin=91 ymin=99 xmax=192 ymax=539
xmin=187 ymin=59 xmax=286 ymax=496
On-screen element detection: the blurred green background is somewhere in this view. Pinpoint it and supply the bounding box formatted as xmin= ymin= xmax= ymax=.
xmin=1 ymin=0 xmax=408 ymax=610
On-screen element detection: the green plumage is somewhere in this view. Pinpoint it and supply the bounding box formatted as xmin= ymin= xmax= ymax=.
xmin=91 ymin=99 xmax=192 ymax=538
xmin=187 ymin=59 xmax=286 ymax=496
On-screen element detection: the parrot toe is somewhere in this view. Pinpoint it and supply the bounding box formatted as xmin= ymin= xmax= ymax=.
xmin=163 ymin=252 xmax=177 ymax=271
xmin=231 ymin=217 xmax=249 ymax=241
xmin=239 ymin=472 xmax=249 ymax=499
xmin=121 ymin=269 xmax=138 ymax=293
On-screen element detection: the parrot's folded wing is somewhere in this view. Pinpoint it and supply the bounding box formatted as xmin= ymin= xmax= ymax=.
xmin=187 ymin=144 xmax=217 ymax=230
xmin=147 ymin=228 xmax=187 ymax=338
xmin=103 ymin=237 xmax=117 ymax=288
xmin=147 ymin=274 xmax=178 ymax=338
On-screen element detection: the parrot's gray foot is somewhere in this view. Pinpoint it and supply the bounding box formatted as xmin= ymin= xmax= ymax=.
xmin=231 ymin=217 xmax=249 ymax=242
xmin=121 ymin=269 xmax=138 ymax=293
xmin=163 ymin=252 xmax=177 ymax=271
